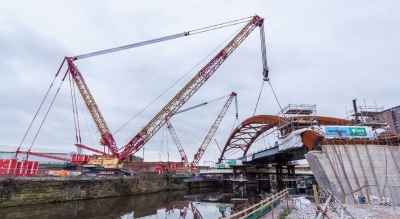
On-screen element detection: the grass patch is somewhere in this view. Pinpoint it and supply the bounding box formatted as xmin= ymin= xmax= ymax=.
xmin=278 ymin=210 xmax=290 ymax=219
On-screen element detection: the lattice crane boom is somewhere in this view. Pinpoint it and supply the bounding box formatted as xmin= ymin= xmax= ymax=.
xmin=66 ymin=59 xmax=118 ymax=156
xmin=190 ymin=92 xmax=236 ymax=168
xmin=166 ymin=121 xmax=189 ymax=166
xmin=119 ymin=15 xmax=264 ymax=160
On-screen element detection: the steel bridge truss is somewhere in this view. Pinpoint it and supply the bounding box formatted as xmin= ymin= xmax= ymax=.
xmin=219 ymin=115 xmax=350 ymax=163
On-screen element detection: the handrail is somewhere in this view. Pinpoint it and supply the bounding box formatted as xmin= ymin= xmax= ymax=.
xmin=225 ymin=188 xmax=288 ymax=219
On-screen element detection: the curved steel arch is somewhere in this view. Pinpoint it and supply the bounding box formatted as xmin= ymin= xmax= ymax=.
xmin=218 ymin=115 xmax=350 ymax=162
xmin=218 ymin=115 xmax=284 ymax=163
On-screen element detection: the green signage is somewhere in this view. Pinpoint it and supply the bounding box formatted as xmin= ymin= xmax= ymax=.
xmin=219 ymin=163 xmax=226 ymax=168
xmin=228 ymin=160 xmax=236 ymax=165
xmin=349 ymin=127 xmax=367 ymax=136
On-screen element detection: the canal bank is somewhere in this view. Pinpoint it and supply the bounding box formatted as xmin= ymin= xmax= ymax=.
xmin=0 ymin=189 xmax=191 ymax=218
xmin=0 ymin=184 xmax=265 ymax=218
xmin=0 ymin=173 xmax=192 ymax=207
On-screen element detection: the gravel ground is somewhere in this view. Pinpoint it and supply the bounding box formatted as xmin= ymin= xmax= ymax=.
xmin=286 ymin=203 xmax=400 ymax=219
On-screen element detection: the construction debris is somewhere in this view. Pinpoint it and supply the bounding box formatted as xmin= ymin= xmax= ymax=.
xmin=287 ymin=203 xmax=400 ymax=219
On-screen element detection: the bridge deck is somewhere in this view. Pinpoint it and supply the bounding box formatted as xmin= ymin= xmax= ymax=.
xmin=242 ymin=146 xmax=309 ymax=164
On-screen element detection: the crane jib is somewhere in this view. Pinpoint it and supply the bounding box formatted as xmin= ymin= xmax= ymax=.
xmin=71 ymin=16 xmax=255 ymax=61
xmin=72 ymin=33 xmax=187 ymax=60
xmin=118 ymin=15 xmax=264 ymax=160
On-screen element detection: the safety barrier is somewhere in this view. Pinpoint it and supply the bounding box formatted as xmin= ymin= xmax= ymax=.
xmin=0 ymin=159 xmax=39 ymax=176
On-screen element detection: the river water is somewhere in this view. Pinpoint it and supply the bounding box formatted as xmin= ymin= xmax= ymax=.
xmin=0 ymin=185 xmax=267 ymax=219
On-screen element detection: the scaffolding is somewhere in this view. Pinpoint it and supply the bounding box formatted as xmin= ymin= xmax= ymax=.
xmin=346 ymin=101 xmax=386 ymax=129
xmin=277 ymin=104 xmax=318 ymax=139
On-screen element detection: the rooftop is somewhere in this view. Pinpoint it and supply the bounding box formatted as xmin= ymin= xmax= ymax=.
xmin=0 ymin=145 xmax=74 ymax=154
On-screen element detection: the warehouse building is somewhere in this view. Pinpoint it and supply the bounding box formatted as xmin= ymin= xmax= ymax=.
xmin=0 ymin=145 xmax=74 ymax=165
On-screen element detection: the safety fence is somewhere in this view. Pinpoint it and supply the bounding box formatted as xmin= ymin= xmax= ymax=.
xmin=0 ymin=159 xmax=39 ymax=176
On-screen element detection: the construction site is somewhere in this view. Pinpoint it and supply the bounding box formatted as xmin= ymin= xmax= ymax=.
xmin=1 ymin=10 xmax=400 ymax=219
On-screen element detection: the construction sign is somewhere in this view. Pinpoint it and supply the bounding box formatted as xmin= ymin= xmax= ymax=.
xmin=321 ymin=126 xmax=372 ymax=138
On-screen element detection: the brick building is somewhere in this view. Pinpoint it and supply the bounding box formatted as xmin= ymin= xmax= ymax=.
xmin=378 ymin=105 xmax=400 ymax=135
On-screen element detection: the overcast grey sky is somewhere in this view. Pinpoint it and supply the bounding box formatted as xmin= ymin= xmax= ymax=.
xmin=1 ymin=1 xmax=399 ymax=164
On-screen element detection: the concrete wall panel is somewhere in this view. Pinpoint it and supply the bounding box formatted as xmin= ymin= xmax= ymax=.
xmin=307 ymin=144 xmax=400 ymax=205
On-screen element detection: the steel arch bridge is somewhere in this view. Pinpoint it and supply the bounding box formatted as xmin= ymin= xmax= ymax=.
xmin=218 ymin=115 xmax=350 ymax=162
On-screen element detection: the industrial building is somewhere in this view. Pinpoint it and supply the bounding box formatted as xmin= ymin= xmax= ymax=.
xmin=0 ymin=145 xmax=73 ymax=165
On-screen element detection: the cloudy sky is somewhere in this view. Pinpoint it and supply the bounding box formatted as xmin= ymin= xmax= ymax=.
xmin=1 ymin=1 xmax=399 ymax=164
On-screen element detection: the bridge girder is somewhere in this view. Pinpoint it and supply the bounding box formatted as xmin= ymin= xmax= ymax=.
xmin=218 ymin=115 xmax=350 ymax=163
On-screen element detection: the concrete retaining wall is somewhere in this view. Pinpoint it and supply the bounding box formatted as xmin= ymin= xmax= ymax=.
xmin=306 ymin=145 xmax=400 ymax=205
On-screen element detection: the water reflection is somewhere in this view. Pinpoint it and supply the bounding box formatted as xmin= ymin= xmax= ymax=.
xmin=0 ymin=185 xmax=266 ymax=219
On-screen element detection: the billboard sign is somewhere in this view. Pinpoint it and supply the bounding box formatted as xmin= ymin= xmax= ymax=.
xmin=322 ymin=126 xmax=372 ymax=138
xmin=228 ymin=160 xmax=236 ymax=165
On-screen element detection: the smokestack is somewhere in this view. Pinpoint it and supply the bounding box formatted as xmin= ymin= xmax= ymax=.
xmin=353 ymin=99 xmax=358 ymax=124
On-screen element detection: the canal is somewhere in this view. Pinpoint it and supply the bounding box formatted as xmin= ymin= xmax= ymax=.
xmin=0 ymin=185 xmax=268 ymax=218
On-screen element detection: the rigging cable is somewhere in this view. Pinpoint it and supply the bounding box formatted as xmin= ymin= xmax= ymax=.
xmin=224 ymin=149 xmax=242 ymax=159
xmin=253 ymin=80 xmax=265 ymax=116
xmin=167 ymin=124 xmax=169 ymax=162
xmin=72 ymin=16 xmax=252 ymax=60
xmin=158 ymin=124 xmax=165 ymax=161
xmin=188 ymin=16 xmax=251 ymax=34
xmin=72 ymin=75 xmax=82 ymax=144
xmin=17 ymin=57 xmax=67 ymax=151
xmin=231 ymin=94 xmax=241 ymax=133
xmin=28 ymin=69 xmax=70 ymax=151
xmin=189 ymin=20 xmax=250 ymax=35
xmin=230 ymin=117 xmax=238 ymax=134
xmin=77 ymin=92 xmax=96 ymax=152
xmin=68 ymin=72 xmax=80 ymax=144
xmin=174 ymin=93 xmax=231 ymax=115
xmin=118 ymin=23 xmax=247 ymax=140
xmin=268 ymin=80 xmax=283 ymax=113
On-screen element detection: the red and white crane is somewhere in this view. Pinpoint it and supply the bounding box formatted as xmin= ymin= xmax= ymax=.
xmin=67 ymin=15 xmax=265 ymax=162
xmin=189 ymin=92 xmax=236 ymax=169
xmin=166 ymin=120 xmax=189 ymax=165
xmin=118 ymin=15 xmax=265 ymax=160
xmin=13 ymin=15 xmax=266 ymax=167
xmin=166 ymin=92 xmax=237 ymax=169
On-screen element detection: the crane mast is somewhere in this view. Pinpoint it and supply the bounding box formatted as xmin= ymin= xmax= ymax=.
xmin=66 ymin=59 xmax=118 ymax=156
xmin=119 ymin=15 xmax=264 ymax=160
xmin=166 ymin=121 xmax=189 ymax=166
xmin=189 ymin=92 xmax=236 ymax=168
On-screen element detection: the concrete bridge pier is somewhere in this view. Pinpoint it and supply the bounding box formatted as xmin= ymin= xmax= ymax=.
xmin=275 ymin=163 xmax=297 ymax=191
xmin=231 ymin=165 xmax=248 ymax=197
xmin=258 ymin=179 xmax=271 ymax=192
